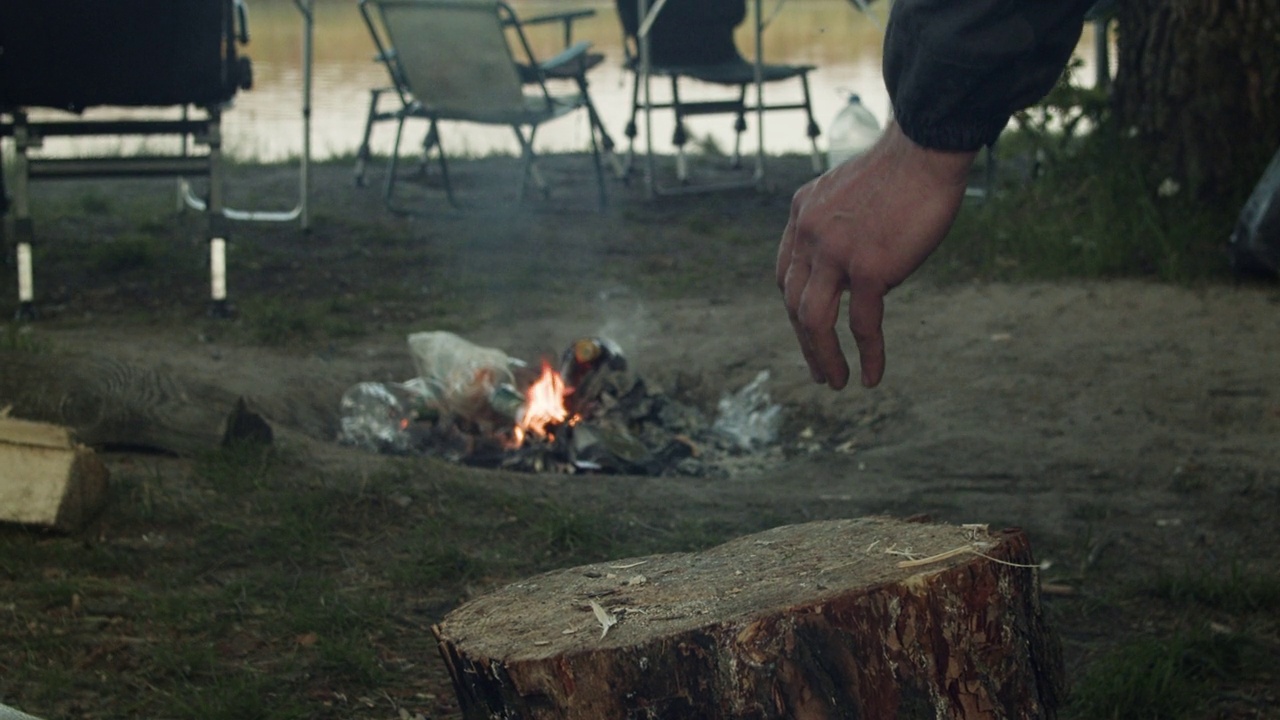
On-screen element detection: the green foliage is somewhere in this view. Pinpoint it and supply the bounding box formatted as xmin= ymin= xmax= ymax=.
xmin=937 ymin=125 xmax=1240 ymax=283
xmin=0 ymin=324 xmax=51 ymax=353
xmin=86 ymin=235 xmax=163 ymax=274
xmin=235 ymin=296 xmax=367 ymax=346
xmin=1067 ymin=631 xmax=1250 ymax=720
xmin=1149 ymin=564 xmax=1280 ymax=615
xmin=1008 ymin=56 xmax=1110 ymax=165
xmin=935 ymin=54 xmax=1252 ymax=284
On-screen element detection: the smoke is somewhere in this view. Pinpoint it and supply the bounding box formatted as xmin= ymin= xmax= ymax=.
xmin=591 ymin=285 xmax=655 ymax=361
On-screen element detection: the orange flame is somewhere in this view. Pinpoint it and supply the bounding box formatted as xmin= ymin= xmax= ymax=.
xmin=513 ymin=361 xmax=571 ymax=445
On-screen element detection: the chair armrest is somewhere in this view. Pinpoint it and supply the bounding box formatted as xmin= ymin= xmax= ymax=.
xmin=517 ymin=41 xmax=596 ymax=84
xmin=506 ymin=8 xmax=596 ymax=47
xmin=538 ymin=41 xmax=592 ymax=75
xmin=516 ymin=8 xmax=596 ymax=27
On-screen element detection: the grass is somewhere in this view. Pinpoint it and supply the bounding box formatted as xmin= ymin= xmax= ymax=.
xmin=0 ymin=434 xmax=758 ymax=719
xmin=0 ymin=323 xmax=52 ymax=353
xmin=1064 ymin=564 xmax=1280 ymax=719
xmin=933 ymin=125 xmax=1250 ymax=285
xmin=1067 ymin=630 xmax=1253 ymax=720
xmin=1149 ymin=563 xmax=1280 ymax=615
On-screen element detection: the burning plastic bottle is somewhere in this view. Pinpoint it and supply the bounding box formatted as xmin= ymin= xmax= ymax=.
xmin=558 ymin=337 xmax=627 ymax=417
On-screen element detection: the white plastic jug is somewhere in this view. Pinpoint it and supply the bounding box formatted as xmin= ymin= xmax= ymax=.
xmin=826 ymin=94 xmax=881 ymax=168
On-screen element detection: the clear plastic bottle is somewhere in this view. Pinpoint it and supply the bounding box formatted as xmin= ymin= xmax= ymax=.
xmin=338 ymin=380 xmax=442 ymax=454
xmin=826 ymin=93 xmax=881 ymax=169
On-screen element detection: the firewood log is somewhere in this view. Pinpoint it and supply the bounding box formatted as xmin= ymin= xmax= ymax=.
xmin=434 ymin=517 xmax=1063 ymax=719
xmin=0 ymin=349 xmax=271 ymax=456
xmin=0 ymin=416 xmax=108 ymax=531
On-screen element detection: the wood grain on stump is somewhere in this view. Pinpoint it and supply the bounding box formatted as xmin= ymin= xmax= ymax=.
xmin=434 ymin=517 xmax=1063 ymax=719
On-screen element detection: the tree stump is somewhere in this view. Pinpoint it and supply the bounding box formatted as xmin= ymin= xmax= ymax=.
xmin=433 ymin=517 xmax=1063 ymax=719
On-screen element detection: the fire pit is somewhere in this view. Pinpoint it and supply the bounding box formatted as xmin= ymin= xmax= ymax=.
xmin=338 ymin=332 xmax=782 ymax=476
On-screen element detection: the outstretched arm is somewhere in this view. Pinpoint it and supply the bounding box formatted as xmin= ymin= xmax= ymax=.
xmin=777 ymin=0 xmax=1096 ymax=389
xmin=777 ymin=121 xmax=976 ymax=389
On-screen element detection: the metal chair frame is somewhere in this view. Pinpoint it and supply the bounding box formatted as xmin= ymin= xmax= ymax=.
xmin=619 ymin=0 xmax=822 ymax=196
xmin=358 ymin=0 xmax=615 ymax=210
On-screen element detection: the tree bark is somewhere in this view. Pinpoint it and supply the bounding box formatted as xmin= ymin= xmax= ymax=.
xmin=433 ymin=517 xmax=1064 ymax=719
xmin=0 ymin=349 xmax=271 ymax=456
xmin=1112 ymin=0 xmax=1280 ymax=196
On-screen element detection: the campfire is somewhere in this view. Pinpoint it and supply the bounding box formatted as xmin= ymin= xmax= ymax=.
xmin=339 ymin=332 xmax=782 ymax=476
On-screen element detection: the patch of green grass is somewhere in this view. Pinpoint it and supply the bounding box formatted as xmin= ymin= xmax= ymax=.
xmin=0 ymin=324 xmax=51 ymax=353
xmin=77 ymin=191 xmax=114 ymax=215
xmin=171 ymin=669 xmax=311 ymax=720
xmin=1066 ymin=630 xmax=1251 ymax=720
xmin=1149 ymin=564 xmax=1280 ymax=614
xmin=109 ymin=463 xmax=178 ymax=523
xmin=235 ymin=295 xmax=367 ymax=346
xmin=530 ymin=501 xmax=613 ymax=558
xmin=193 ymin=441 xmax=286 ymax=495
xmin=391 ymin=533 xmax=487 ymax=590
xmin=934 ymin=125 xmax=1248 ymax=285
xmin=86 ymin=234 xmax=164 ymax=274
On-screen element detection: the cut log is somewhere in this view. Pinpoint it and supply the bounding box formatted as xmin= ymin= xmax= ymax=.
xmin=0 ymin=416 xmax=109 ymax=531
xmin=0 ymin=350 xmax=272 ymax=456
xmin=434 ymin=517 xmax=1063 ymax=719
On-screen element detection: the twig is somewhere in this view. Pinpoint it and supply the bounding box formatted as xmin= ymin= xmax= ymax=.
xmin=589 ymin=600 xmax=616 ymax=639
xmin=895 ymin=545 xmax=1041 ymax=569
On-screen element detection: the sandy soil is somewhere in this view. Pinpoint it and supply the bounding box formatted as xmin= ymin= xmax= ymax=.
xmin=3 ymin=153 xmax=1279 ymax=714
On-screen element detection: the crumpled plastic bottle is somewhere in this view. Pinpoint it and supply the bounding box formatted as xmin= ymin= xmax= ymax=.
xmin=338 ymin=379 xmax=442 ymax=454
xmin=1229 ymin=147 xmax=1280 ymax=278
xmin=712 ymin=370 xmax=782 ymax=450
xmin=826 ymin=93 xmax=881 ymax=169
xmin=407 ymin=331 xmax=522 ymax=419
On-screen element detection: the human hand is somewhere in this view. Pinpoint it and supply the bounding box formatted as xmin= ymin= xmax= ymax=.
xmin=777 ymin=121 xmax=976 ymax=389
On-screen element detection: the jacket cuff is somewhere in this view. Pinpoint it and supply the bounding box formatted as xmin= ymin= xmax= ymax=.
xmin=891 ymin=109 xmax=1008 ymax=152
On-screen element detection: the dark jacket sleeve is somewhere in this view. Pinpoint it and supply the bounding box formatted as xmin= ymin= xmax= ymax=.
xmin=883 ymin=0 xmax=1096 ymax=151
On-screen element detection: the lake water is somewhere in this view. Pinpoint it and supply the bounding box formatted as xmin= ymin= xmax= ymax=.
xmin=15 ymin=0 xmax=1110 ymax=162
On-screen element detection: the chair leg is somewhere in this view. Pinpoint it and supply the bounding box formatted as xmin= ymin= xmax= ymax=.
xmin=732 ymin=85 xmax=748 ymax=170
xmin=670 ymin=77 xmax=689 ymax=184
xmin=428 ymin=120 xmax=459 ymax=208
xmin=799 ymin=73 xmax=823 ymax=175
xmin=575 ymin=75 xmax=624 ymax=181
xmin=354 ymin=88 xmax=383 ymax=187
xmin=511 ymin=126 xmax=548 ymax=202
xmin=624 ymin=74 xmax=642 ymax=179
xmin=582 ymin=103 xmax=608 ymax=210
xmin=384 ymin=116 xmax=407 ymax=210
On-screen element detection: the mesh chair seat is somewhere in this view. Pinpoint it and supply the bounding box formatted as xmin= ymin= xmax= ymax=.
xmin=355 ymin=0 xmax=614 ymax=208
xmin=635 ymin=59 xmax=817 ymax=85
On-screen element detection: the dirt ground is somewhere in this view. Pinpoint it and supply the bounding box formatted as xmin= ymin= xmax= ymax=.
xmin=3 ymin=151 xmax=1279 ymax=717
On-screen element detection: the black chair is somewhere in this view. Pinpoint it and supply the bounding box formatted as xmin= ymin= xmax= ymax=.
xmin=615 ymin=0 xmax=822 ymax=193
xmin=0 ymin=0 xmax=253 ymax=318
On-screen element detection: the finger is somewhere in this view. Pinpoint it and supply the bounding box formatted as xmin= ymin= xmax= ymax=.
xmin=847 ymin=286 xmax=886 ymax=388
xmin=781 ymin=258 xmax=826 ymax=383
xmin=776 ymin=222 xmax=796 ymax=292
xmin=796 ymin=264 xmax=851 ymax=389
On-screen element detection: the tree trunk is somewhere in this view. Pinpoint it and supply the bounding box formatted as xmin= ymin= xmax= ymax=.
xmin=433 ymin=517 xmax=1064 ymax=719
xmin=0 ymin=350 xmax=272 ymax=456
xmin=1112 ymin=0 xmax=1280 ymax=197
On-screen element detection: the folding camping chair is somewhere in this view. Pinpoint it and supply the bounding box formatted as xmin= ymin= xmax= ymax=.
xmin=362 ymin=0 xmax=613 ymax=210
xmin=616 ymin=0 xmax=822 ymax=195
